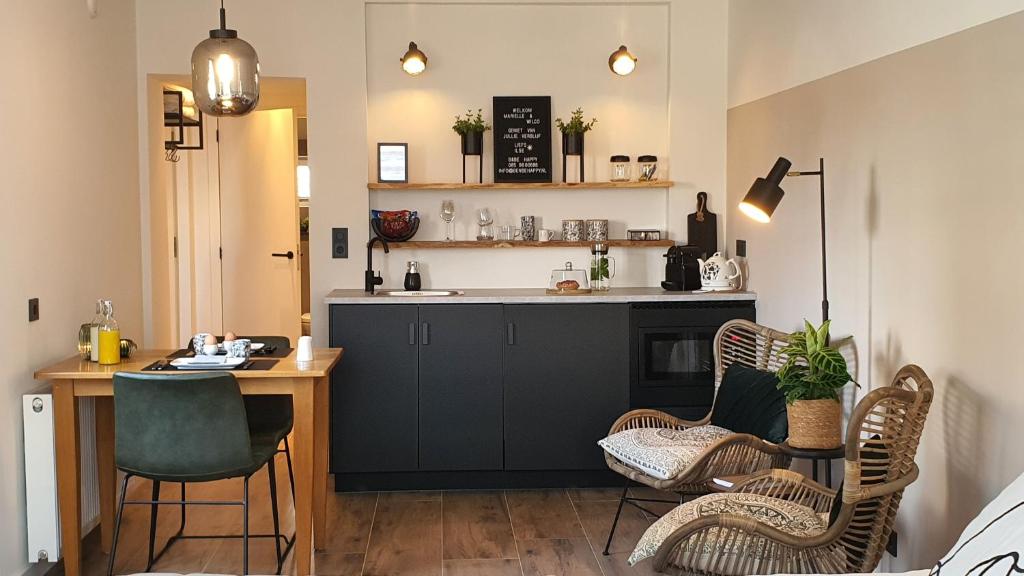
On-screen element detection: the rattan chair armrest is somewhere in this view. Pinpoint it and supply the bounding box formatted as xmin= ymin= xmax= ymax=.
xmin=730 ymin=468 xmax=837 ymax=513
xmin=677 ymin=433 xmax=789 ymax=482
xmin=607 ymin=408 xmax=709 ymax=435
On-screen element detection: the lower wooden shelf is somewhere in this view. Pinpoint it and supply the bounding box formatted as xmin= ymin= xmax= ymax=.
xmin=372 ymin=239 xmax=674 ymax=249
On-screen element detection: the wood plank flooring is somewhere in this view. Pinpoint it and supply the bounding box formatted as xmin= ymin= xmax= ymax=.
xmin=79 ymin=460 xmax=674 ymax=575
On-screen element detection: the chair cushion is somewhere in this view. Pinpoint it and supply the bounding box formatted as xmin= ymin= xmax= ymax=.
xmin=598 ymin=425 xmax=733 ymax=481
xmin=710 ymin=364 xmax=788 ymax=444
xmin=931 ymin=470 xmax=1024 ymax=575
xmin=628 ymin=492 xmax=829 ymax=570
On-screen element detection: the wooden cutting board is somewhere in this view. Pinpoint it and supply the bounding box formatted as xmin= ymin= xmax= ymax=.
xmin=687 ymin=192 xmax=718 ymax=258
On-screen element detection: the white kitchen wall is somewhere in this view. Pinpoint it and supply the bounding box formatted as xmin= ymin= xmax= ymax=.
xmin=728 ymin=0 xmax=1024 ymax=107
xmin=0 ymin=3 xmax=142 ymax=576
xmin=135 ymin=0 xmax=729 ymax=345
xmin=727 ymin=11 xmax=1024 ymax=571
xmin=366 ymin=2 xmax=671 ymax=287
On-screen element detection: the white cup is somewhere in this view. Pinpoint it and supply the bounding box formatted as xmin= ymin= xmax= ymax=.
xmin=538 ymin=229 xmax=556 ymax=242
xmin=296 ymin=336 xmax=314 ymax=362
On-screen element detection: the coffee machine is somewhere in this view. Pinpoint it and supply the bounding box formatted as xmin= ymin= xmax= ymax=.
xmin=661 ymin=245 xmax=704 ymax=291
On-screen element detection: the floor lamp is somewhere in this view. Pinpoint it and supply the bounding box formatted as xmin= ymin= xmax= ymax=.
xmin=738 ymin=157 xmax=829 ymax=324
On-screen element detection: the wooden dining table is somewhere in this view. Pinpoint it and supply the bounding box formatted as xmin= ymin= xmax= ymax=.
xmin=34 ymin=347 xmax=343 ymax=576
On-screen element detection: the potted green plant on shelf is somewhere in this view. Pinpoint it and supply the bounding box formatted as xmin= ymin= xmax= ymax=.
xmin=555 ymin=107 xmax=597 ymax=156
xmin=776 ymin=320 xmax=856 ymax=449
xmin=452 ymin=108 xmax=491 ymax=156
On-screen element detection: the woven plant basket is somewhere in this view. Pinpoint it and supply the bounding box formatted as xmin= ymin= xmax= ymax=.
xmin=787 ymin=399 xmax=842 ymax=449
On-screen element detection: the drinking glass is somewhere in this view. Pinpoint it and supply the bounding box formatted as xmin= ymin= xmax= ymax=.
xmin=476 ymin=208 xmax=494 ymax=240
xmin=440 ymin=199 xmax=456 ymax=241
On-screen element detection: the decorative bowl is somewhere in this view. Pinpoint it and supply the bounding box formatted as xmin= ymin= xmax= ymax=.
xmin=370 ymin=210 xmax=420 ymax=242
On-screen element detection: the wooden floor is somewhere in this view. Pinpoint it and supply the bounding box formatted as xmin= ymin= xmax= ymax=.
xmin=81 ymin=460 xmax=682 ymax=576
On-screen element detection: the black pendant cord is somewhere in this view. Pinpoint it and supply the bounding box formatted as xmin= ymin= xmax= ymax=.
xmin=219 ymin=0 xmax=227 ymax=30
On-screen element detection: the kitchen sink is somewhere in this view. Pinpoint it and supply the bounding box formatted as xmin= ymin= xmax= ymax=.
xmin=374 ymin=290 xmax=464 ymax=297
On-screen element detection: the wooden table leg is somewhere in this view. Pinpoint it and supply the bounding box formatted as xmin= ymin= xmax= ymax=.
xmin=95 ymin=397 xmax=116 ymax=553
xmin=53 ymin=380 xmax=81 ymax=576
xmin=313 ymin=376 xmax=329 ymax=550
xmin=292 ymin=378 xmax=315 ymax=576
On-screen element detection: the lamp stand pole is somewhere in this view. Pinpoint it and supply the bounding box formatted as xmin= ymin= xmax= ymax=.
xmin=788 ymin=157 xmax=829 ymax=324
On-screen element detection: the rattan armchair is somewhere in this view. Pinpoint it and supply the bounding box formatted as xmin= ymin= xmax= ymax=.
xmin=639 ymin=364 xmax=934 ymax=575
xmin=602 ymin=320 xmax=795 ymax=554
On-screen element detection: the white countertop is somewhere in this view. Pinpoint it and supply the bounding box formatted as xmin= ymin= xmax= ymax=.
xmin=324 ymin=287 xmax=756 ymax=304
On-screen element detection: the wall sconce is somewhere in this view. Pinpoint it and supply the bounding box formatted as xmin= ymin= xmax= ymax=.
xmin=608 ymin=45 xmax=637 ymax=76
xmin=401 ymin=42 xmax=428 ymax=76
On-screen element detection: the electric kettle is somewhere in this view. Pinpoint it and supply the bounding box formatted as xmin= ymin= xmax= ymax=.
xmin=698 ymin=252 xmax=741 ymax=291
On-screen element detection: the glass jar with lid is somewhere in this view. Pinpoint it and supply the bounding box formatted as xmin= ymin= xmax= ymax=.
xmin=589 ymin=243 xmax=616 ymax=291
xmin=609 ymin=155 xmax=631 ymax=182
xmin=638 ymin=155 xmax=658 ymax=181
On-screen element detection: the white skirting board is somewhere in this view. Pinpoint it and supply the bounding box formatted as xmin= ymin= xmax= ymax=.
xmin=23 ymin=392 xmax=99 ymax=563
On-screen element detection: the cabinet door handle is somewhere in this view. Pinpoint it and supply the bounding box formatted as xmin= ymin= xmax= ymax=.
xmin=506 ymin=322 xmax=515 ymax=346
xmin=408 ymin=323 xmax=417 ymax=345
xmin=421 ymin=322 xmax=430 ymax=346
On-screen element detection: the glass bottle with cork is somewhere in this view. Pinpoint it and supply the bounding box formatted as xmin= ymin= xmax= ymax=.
xmin=88 ymin=299 xmax=104 ymax=362
xmin=97 ymin=300 xmax=121 ymax=365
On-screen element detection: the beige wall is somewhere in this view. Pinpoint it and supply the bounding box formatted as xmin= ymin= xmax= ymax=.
xmin=135 ymin=0 xmax=729 ymax=345
xmin=727 ymin=12 xmax=1024 ymax=570
xmin=728 ymin=0 xmax=1024 ymax=107
xmin=0 ymin=3 xmax=142 ymax=576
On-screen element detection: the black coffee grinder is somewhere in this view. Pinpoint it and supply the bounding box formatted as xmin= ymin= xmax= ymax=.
xmin=661 ymin=245 xmax=704 ymax=291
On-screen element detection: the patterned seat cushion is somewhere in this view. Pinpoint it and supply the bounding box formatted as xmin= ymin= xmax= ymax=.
xmin=598 ymin=425 xmax=733 ymax=481
xmin=628 ymin=492 xmax=830 ymax=571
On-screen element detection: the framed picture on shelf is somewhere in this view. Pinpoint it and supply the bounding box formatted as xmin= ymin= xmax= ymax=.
xmin=377 ymin=142 xmax=408 ymax=183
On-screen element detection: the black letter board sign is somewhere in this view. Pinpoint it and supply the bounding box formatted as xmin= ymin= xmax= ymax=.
xmin=493 ymin=96 xmax=552 ymax=183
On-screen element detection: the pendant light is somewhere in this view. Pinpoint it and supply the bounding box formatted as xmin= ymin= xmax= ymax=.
xmin=191 ymin=0 xmax=260 ymax=117
xmin=400 ymin=42 xmax=428 ymax=76
xmin=608 ymin=45 xmax=637 ymax=76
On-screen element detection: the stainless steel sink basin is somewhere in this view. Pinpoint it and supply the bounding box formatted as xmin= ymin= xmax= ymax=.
xmin=374 ymin=290 xmax=464 ymax=297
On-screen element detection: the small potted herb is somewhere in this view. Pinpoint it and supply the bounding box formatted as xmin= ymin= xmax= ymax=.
xmin=776 ymin=320 xmax=856 ymax=449
xmin=555 ymin=108 xmax=597 ymax=156
xmin=452 ymin=108 xmax=491 ymax=156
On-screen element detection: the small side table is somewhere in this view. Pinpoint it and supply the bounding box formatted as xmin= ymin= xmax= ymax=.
xmin=778 ymin=441 xmax=845 ymax=488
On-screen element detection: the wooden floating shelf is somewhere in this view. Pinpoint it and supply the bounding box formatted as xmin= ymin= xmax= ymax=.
xmin=373 ymin=239 xmax=674 ymax=249
xmin=368 ymin=181 xmax=674 ymax=191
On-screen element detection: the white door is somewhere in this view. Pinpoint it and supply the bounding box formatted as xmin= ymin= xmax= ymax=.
xmin=217 ymin=109 xmax=301 ymax=342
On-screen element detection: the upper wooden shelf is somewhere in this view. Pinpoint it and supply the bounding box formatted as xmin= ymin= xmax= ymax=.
xmin=368 ymin=181 xmax=675 ymax=191
xmin=373 ymin=239 xmax=674 ymax=249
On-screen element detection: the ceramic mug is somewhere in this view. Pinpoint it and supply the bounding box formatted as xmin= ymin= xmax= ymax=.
xmin=586 ymin=219 xmax=609 ymax=241
xmin=562 ymin=219 xmax=584 ymax=241
xmin=226 ymin=338 xmax=252 ymax=359
xmin=191 ymin=333 xmax=212 ymax=354
xmin=538 ymin=229 xmax=556 ymax=242
xmin=296 ymin=335 xmax=314 ymax=362
xmin=497 ymin=226 xmax=522 ymax=241
xmin=520 ymin=216 xmax=536 ymax=241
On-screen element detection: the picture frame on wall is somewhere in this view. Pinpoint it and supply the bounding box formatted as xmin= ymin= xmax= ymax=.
xmin=377 ymin=142 xmax=408 ymax=183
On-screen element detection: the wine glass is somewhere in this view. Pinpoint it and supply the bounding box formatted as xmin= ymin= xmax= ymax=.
xmin=440 ymin=200 xmax=456 ymax=241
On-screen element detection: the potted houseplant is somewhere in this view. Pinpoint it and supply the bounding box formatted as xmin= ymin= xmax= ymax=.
xmin=555 ymin=107 xmax=597 ymax=156
xmin=776 ymin=320 xmax=856 ymax=449
xmin=452 ymin=108 xmax=491 ymax=156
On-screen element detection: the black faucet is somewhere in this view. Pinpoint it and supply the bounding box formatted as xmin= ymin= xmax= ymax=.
xmin=366 ymin=236 xmax=390 ymax=293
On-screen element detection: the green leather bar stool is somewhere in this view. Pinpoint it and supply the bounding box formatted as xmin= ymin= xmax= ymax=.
xmin=107 ymin=372 xmax=291 ymax=576
xmin=186 ymin=335 xmax=295 ymax=498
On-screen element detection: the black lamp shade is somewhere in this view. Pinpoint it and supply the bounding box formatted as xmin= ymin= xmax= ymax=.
xmin=739 ymin=156 xmax=791 ymax=223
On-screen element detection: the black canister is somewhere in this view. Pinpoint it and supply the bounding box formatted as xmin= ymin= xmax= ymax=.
xmin=404 ymin=261 xmax=422 ymax=291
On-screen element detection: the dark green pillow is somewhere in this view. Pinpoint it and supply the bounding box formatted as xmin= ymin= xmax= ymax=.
xmin=710 ymin=363 xmax=788 ymax=444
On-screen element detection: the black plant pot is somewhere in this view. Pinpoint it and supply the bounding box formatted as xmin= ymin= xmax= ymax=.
xmin=563 ymin=132 xmax=584 ymax=156
xmin=461 ymin=131 xmax=484 ymax=156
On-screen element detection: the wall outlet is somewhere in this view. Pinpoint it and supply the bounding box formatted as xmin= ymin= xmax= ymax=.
xmin=28 ymin=298 xmax=39 ymax=322
xmin=736 ymin=239 xmax=747 ymax=258
xmin=332 ymin=228 xmax=349 ymax=259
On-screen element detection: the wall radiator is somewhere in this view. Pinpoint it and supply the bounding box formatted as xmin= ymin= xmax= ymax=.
xmin=23 ymin=392 xmax=100 ymax=564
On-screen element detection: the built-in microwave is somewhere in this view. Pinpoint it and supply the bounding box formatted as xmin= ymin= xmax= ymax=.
xmin=629 ymin=302 xmax=755 ymax=420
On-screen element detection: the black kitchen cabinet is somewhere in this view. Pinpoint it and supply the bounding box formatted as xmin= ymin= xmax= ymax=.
xmin=330 ymin=304 xmax=419 ymax=472
xmin=418 ymin=304 xmax=504 ymax=470
xmin=503 ymin=304 xmax=630 ymax=471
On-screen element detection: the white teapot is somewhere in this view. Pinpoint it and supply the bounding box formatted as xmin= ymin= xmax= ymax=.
xmin=698 ymin=252 xmax=742 ymax=291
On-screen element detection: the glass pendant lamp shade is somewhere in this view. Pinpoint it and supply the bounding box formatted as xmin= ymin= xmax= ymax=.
xmin=191 ymin=4 xmax=260 ymax=117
